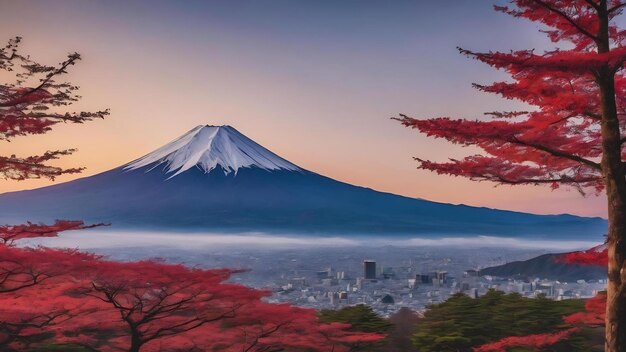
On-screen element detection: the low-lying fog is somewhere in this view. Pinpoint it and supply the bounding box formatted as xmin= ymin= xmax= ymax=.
xmin=21 ymin=230 xmax=601 ymax=252
xmin=17 ymin=230 xmax=604 ymax=291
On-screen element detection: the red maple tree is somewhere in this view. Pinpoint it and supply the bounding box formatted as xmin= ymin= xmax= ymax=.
xmin=395 ymin=1 xmax=626 ymax=350
xmin=149 ymin=299 xmax=385 ymax=352
xmin=43 ymin=259 xmax=384 ymax=352
xmin=70 ymin=261 xmax=261 ymax=352
xmin=0 ymin=36 xmax=108 ymax=181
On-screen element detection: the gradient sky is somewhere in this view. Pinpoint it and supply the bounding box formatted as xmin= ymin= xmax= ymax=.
xmin=0 ymin=0 xmax=607 ymax=218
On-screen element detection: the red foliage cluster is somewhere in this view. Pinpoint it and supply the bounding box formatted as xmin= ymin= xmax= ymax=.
xmin=163 ymin=305 xmax=386 ymax=352
xmin=0 ymin=245 xmax=98 ymax=293
xmin=473 ymin=327 xmax=580 ymax=352
xmin=0 ymin=220 xmax=106 ymax=245
xmin=564 ymin=293 xmax=607 ymax=326
xmin=0 ymin=280 xmax=87 ymax=349
xmin=558 ymin=244 xmax=609 ymax=266
xmin=495 ymin=1 xmax=626 ymax=50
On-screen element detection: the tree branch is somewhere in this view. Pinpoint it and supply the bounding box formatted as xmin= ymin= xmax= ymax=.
xmin=490 ymin=174 xmax=599 ymax=186
xmin=608 ymin=2 xmax=626 ymax=13
xmin=585 ymin=0 xmax=601 ymax=10
xmin=511 ymin=136 xmax=602 ymax=170
xmin=531 ymin=0 xmax=598 ymax=40
xmin=20 ymin=53 xmax=80 ymax=101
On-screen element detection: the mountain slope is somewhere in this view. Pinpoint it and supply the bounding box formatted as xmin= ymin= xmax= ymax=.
xmin=0 ymin=125 xmax=607 ymax=238
xmin=480 ymin=253 xmax=607 ymax=281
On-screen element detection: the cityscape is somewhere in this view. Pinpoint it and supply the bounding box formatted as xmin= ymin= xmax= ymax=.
xmin=268 ymin=258 xmax=606 ymax=317
xmin=94 ymin=243 xmax=607 ymax=317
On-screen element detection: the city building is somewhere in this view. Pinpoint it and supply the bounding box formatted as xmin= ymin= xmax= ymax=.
xmin=364 ymin=260 xmax=377 ymax=280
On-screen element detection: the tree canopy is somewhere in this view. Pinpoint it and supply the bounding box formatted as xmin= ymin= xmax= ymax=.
xmin=413 ymin=290 xmax=588 ymax=352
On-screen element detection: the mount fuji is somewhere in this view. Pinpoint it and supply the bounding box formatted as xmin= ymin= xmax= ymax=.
xmin=0 ymin=125 xmax=606 ymax=239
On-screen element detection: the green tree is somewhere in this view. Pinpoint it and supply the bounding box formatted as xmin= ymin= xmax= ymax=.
xmin=412 ymin=290 xmax=587 ymax=352
xmin=318 ymin=304 xmax=391 ymax=333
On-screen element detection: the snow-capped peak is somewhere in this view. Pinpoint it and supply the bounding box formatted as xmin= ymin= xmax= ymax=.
xmin=124 ymin=125 xmax=301 ymax=177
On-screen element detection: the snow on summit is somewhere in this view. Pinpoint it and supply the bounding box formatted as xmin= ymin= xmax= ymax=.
xmin=125 ymin=125 xmax=301 ymax=177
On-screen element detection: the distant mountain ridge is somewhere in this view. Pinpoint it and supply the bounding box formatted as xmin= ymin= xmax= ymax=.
xmin=480 ymin=253 xmax=607 ymax=282
xmin=0 ymin=125 xmax=607 ymax=239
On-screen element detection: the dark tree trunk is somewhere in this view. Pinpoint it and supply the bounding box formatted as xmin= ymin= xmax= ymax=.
xmin=600 ymin=76 xmax=626 ymax=351
xmin=596 ymin=3 xmax=626 ymax=350
xmin=597 ymin=46 xmax=626 ymax=352
xmin=605 ymin=192 xmax=626 ymax=352
xmin=129 ymin=330 xmax=142 ymax=352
